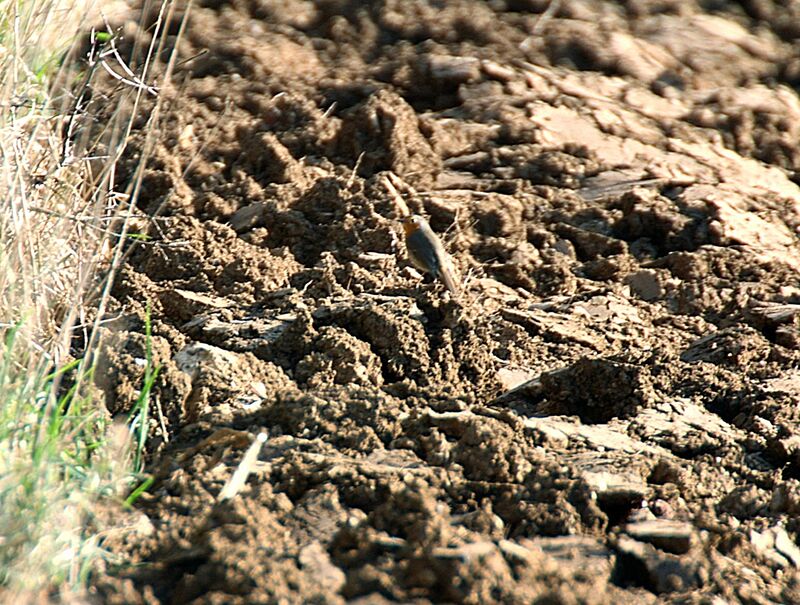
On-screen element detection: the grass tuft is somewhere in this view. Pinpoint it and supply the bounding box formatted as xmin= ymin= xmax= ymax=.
xmin=127 ymin=301 xmax=161 ymax=476
xmin=0 ymin=322 xmax=124 ymax=594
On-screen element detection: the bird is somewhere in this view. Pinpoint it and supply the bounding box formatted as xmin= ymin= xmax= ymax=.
xmin=401 ymin=214 xmax=460 ymax=298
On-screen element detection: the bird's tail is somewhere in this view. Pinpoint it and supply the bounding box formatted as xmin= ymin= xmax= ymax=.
xmin=439 ymin=258 xmax=461 ymax=299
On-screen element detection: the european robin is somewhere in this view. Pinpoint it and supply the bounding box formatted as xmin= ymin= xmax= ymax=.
xmin=401 ymin=214 xmax=460 ymax=298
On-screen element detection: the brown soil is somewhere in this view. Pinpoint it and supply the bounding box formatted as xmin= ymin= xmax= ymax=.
xmin=87 ymin=1 xmax=800 ymax=603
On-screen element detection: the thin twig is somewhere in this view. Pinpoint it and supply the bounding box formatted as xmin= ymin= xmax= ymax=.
xmin=99 ymin=60 xmax=159 ymax=96
xmin=218 ymin=432 xmax=269 ymax=502
xmin=382 ymin=173 xmax=411 ymax=217
xmin=60 ymin=30 xmax=103 ymax=166
xmin=532 ymin=0 xmax=562 ymax=35
xmin=347 ymin=152 xmax=365 ymax=189
xmin=154 ymin=393 xmax=169 ymax=443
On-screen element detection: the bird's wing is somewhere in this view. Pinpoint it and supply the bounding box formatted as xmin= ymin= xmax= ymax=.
xmin=407 ymin=229 xmax=441 ymax=274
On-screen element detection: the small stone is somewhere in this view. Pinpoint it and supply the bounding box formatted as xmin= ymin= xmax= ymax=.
xmin=299 ymin=541 xmax=346 ymax=593
xmin=750 ymin=528 xmax=790 ymax=568
xmin=132 ymin=512 xmax=155 ymax=536
xmin=624 ymin=519 xmax=695 ymax=554
xmin=625 ymin=269 xmax=664 ymax=301
xmin=497 ymin=367 xmax=537 ymax=391
xmin=230 ymin=201 xmax=268 ymax=232
xmin=774 ymin=528 xmax=800 ymax=568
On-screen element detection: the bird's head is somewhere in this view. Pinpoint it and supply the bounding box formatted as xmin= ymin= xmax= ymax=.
xmin=401 ymin=214 xmax=425 ymax=237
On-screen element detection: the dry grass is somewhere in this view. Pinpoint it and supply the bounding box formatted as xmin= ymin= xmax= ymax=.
xmin=0 ymin=0 xmax=182 ymax=598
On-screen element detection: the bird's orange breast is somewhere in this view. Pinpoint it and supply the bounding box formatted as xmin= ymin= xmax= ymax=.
xmin=402 ymin=221 xmax=418 ymax=238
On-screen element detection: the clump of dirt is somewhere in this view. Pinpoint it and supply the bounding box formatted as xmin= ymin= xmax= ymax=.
xmin=537 ymin=356 xmax=657 ymax=423
xmin=87 ymin=0 xmax=800 ymax=603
